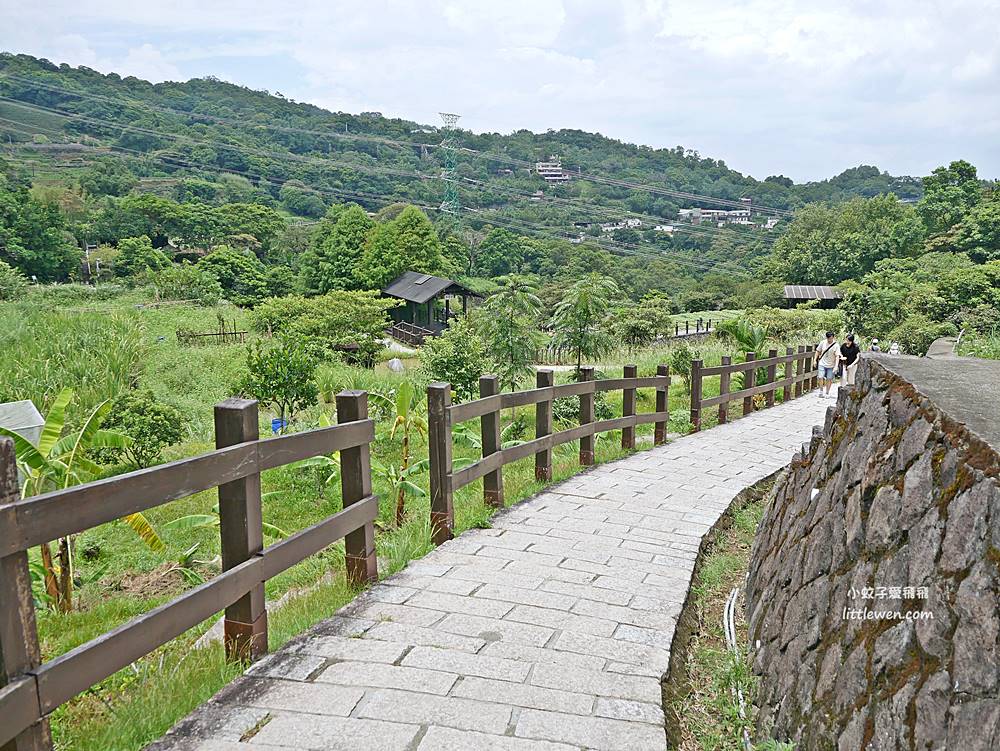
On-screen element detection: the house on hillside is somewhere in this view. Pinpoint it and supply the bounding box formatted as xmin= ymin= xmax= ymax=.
xmin=534 ymin=156 xmax=570 ymax=183
xmin=382 ymin=271 xmax=479 ymax=343
xmin=783 ymin=284 xmax=842 ymax=309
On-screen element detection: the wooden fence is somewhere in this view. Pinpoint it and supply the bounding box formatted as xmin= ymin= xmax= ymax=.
xmin=0 ymin=393 xmax=379 ymax=750
xmin=689 ymin=345 xmax=819 ymax=432
xmin=426 ymin=365 xmax=670 ymax=545
xmin=386 ymin=320 xmax=435 ymax=346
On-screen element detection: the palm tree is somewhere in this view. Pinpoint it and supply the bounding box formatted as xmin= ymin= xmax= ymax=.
xmin=1 ymin=388 xmax=164 ymax=611
xmin=550 ymin=275 xmax=620 ymax=376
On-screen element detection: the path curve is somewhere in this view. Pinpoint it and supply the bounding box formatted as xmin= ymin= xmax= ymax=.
xmin=149 ymin=391 xmax=834 ymax=751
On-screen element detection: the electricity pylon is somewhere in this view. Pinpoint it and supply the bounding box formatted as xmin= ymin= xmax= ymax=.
xmin=438 ymin=112 xmax=461 ymax=213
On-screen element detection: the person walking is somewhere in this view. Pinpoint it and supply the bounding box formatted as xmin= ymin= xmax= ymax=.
xmin=815 ymin=330 xmax=840 ymax=398
xmin=870 ymin=338 xmax=881 ymax=352
xmin=840 ymin=334 xmax=860 ymax=389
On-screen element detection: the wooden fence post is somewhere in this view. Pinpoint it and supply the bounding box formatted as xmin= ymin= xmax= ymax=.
xmin=783 ymin=347 xmax=794 ymax=402
xmin=765 ymin=348 xmax=778 ymax=408
xmin=809 ymin=345 xmax=819 ymax=390
xmin=480 ymin=375 xmax=505 ymax=505
xmin=336 ymin=391 xmax=378 ymax=587
xmin=718 ymin=355 xmax=732 ymax=424
xmin=214 ymin=399 xmax=267 ymax=663
xmin=427 ymin=383 xmax=454 ymax=545
xmin=654 ymin=364 xmax=669 ymax=445
xmin=579 ymin=366 xmax=595 ymax=465
xmin=689 ymin=359 xmax=703 ymax=432
xmin=0 ymin=439 xmax=52 ymax=751
xmin=743 ymin=352 xmax=756 ymax=416
xmin=534 ymin=370 xmax=553 ymax=481
xmin=795 ymin=345 xmax=805 ymax=398
xmin=685 ymin=321 xmax=690 ymax=335
xmin=622 ymin=364 xmax=637 ymax=450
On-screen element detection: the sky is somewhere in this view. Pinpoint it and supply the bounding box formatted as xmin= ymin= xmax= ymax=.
xmin=2 ymin=0 xmax=999 ymax=182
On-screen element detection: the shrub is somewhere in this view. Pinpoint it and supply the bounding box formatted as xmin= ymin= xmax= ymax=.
xmin=233 ymin=338 xmax=319 ymax=427
xmin=959 ymin=304 xmax=1000 ymax=336
xmin=888 ymin=315 xmax=958 ymax=356
xmin=143 ymin=263 xmax=223 ymax=305
xmin=418 ymin=318 xmax=487 ymax=401
xmin=99 ymin=389 xmax=185 ymax=467
xmin=197 ymin=246 xmax=270 ymax=307
xmin=668 ymin=344 xmax=696 ymax=394
xmin=551 ymin=391 xmax=615 ymax=425
xmin=0 ymin=259 xmax=28 ymax=300
xmin=114 ymin=235 xmax=170 ymax=277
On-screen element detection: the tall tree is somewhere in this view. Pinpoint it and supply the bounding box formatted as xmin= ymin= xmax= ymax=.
xmin=476 ymin=275 xmax=544 ymax=392
xmin=358 ymin=206 xmax=444 ymax=289
xmin=549 ymin=274 xmax=620 ymax=374
xmin=300 ymin=204 xmax=374 ymax=293
xmin=917 ymin=160 xmax=981 ymax=237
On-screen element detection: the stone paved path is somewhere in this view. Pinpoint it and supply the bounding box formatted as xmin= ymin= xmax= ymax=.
xmin=150 ymin=391 xmax=834 ymax=751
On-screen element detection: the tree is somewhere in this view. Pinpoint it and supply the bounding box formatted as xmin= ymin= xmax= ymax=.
xmin=550 ymin=274 xmax=621 ymax=374
xmin=476 ymin=276 xmax=545 ymax=392
xmin=216 ymin=203 xmax=287 ymax=256
xmin=234 ymin=338 xmax=319 ymax=428
xmin=952 ymin=196 xmax=1000 ymax=263
xmin=0 ymin=259 xmax=28 ymax=300
xmin=917 ymin=160 xmax=980 ymax=237
xmin=474 ymin=227 xmax=525 ymax=277
xmin=358 ymin=206 xmax=444 ymax=289
xmin=279 ymin=180 xmax=326 ymax=218
xmin=197 ymin=245 xmax=270 ymax=306
xmin=99 ymin=390 xmax=185 ymax=467
xmin=0 ymin=389 xmax=164 ymax=611
xmin=300 ymin=204 xmax=374 ymax=293
xmin=1 ymin=168 xmax=80 ymax=281
xmin=418 ymin=317 xmax=487 ymax=401
xmin=78 ymin=158 xmax=138 ymax=197
xmin=114 ymin=235 xmax=170 ymax=277
xmin=378 ymin=381 xmax=428 ymax=526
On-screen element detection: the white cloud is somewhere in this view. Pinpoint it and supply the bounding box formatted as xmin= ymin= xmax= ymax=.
xmin=1 ymin=0 xmax=998 ymax=180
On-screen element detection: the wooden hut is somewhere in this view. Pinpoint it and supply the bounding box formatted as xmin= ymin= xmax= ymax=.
xmin=382 ymin=272 xmax=478 ymax=344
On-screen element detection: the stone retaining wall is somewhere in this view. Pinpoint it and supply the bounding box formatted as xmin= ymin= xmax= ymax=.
xmin=746 ymin=355 xmax=1000 ymax=750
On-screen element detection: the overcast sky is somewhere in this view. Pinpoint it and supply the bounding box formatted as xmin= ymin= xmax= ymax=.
xmin=2 ymin=0 xmax=998 ymax=182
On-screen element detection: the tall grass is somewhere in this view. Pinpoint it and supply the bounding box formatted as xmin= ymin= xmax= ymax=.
xmin=0 ymin=305 xmax=145 ymax=414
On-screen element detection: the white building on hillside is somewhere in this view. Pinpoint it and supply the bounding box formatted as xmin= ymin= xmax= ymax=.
xmin=535 ymin=156 xmax=570 ymax=183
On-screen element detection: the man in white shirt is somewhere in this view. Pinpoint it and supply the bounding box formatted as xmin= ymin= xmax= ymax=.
xmin=814 ymin=331 xmax=840 ymax=398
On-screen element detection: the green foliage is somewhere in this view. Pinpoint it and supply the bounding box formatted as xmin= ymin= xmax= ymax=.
xmin=114 ymin=235 xmax=170 ymax=277
xmin=668 ymin=343 xmax=696 ymax=394
xmin=78 ymin=158 xmax=138 ymax=197
xmin=952 ymin=194 xmax=1000 ymax=263
xmin=98 ymin=389 xmax=184 ymax=468
xmin=0 ymin=258 xmax=28 ymax=299
xmin=418 ymin=317 xmax=487 ymax=401
xmin=476 ymin=276 xmax=545 ymax=391
xmin=549 ymin=274 xmax=621 ymax=372
xmin=233 ymin=338 xmax=319 ymax=425
xmin=143 ymin=263 xmax=223 ymax=305
xmin=888 ymin=315 xmax=958 ymax=356
xmin=917 ymin=159 xmax=981 ymax=237
xmin=279 ymin=180 xmax=326 ymax=218
xmin=196 ymin=246 xmax=270 ymax=307
xmin=249 ymin=290 xmax=397 ymax=367
xmin=616 ymin=294 xmax=676 ymax=350
xmin=358 ymin=206 xmax=444 ymax=290
xmin=474 ymin=227 xmax=526 ymax=277
xmin=300 ymin=204 xmax=374 ymax=294
xmin=768 ymin=195 xmax=923 ymax=284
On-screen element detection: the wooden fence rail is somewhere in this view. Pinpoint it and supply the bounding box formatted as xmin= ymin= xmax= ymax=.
xmin=689 ymin=345 xmax=819 ymax=432
xmin=427 ymin=365 xmax=670 ymax=545
xmin=0 ymin=393 xmax=379 ymax=751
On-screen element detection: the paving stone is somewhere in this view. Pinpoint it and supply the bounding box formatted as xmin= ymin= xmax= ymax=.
xmin=348 ymin=602 xmax=445 ymax=627
xmin=515 ymin=708 xmax=666 ymax=750
xmin=451 ymin=676 xmax=594 ymax=715
xmin=249 ymin=711 xmax=420 ymax=750
xmin=401 ymin=645 xmax=531 ymax=682
xmin=315 ymin=661 xmax=458 ymax=695
xmin=552 ymin=631 xmax=670 ymax=671
xmin=294 ymin=635 xmax=410 ymax=663
xmin=245 ymin=652 xmax=327 ymax=681
xmin=474 ymin=583 xmax=578 ymax=611
xmin=354 ymin=688 xmax=512 ymax=733
xmin=437 ymin=613 xmax=555 ymax=646
xmin=504 ymin=603 xmax=618 ymax=637
xmin=481 ymin=641 xmax=605 ymax=671
xmin=363 ymin=621 xmax=486 ymax=652
xmin=241 ymin=679 xmax=364 ymax=716
xmin=406 ymin=591 xmax=515 ymax=619
xmin=529 ymin=663 xmax=661 ymax=703
xmin=417 ymin=726 xmax=581 ymax=750
xmin=540 ymin=579 xmax=633 ymax=606
xmin=594 ymin=696 xmax=665 ymax=725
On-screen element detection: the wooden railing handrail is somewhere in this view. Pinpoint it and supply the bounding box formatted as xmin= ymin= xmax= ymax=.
xmin=0 ymin=394 xmax=380 ymax=750
xmin=690 ymin=344 xmax=819 ymax=432
xmin=428 ymin=366 xmax=670 ymax=544
xmin=0 ymin=419 xmax=375 ymax=558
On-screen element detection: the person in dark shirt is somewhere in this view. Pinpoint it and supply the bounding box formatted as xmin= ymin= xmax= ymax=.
xmin=840 ymin=334 xmax=861 ymax=388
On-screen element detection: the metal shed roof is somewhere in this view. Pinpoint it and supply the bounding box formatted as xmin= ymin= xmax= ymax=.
xmin=783 ymin=285 xmax=843 ymax=300
xmin=382 ymin=272 xmax=473 ymax=305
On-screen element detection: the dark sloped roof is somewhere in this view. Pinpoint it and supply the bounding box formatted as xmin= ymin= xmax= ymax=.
xmin=783 ymin=285 xmax=842 ymax=300
xmin=383 ymin=271 xmax=465 ymax=304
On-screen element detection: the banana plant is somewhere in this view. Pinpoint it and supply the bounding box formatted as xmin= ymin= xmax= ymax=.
xmin=453 ymin=420 xmax=526 ymax=451
xmin=376 ymin=381 xmax=428 ymax=527
xmin=0 ymin=388 xmax=165 ymax=612
xmin=165 ymin=505 xmax=289 ymax=540
xmin=715 ymin=318 xmax=771 ymax=391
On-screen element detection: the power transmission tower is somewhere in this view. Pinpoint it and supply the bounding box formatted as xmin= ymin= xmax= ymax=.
xmin=438 ymin=112 xmax=461 ymax=213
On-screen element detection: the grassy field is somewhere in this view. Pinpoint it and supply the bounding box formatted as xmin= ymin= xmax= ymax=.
xmin=0 ymin=287 xmax=826 ymax=750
